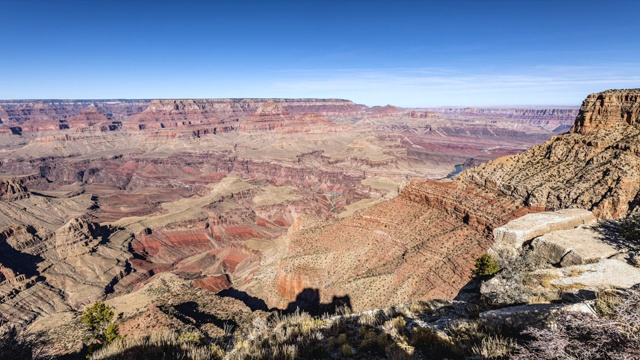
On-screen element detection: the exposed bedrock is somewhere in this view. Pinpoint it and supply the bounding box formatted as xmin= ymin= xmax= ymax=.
xmin=253 ymin=89 xmax=640 ymax=311
xmin=465 ymin=89 xmax=640 ymax=219
xmin=0 ymin=178 xmax=29 ymax=201
xmin=0 ymin=216 xmax=129 ymax=324
xmin=429 ymin=107 xmax=579 ymax=132
xmin=0 ymin=98 xmax=363 ymax=135
xmin=259 ymin=180 xmax=540 ymax=311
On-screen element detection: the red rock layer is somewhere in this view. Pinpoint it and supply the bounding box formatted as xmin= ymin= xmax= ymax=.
xmin=267 ymin=180 xmax=541 ymax=311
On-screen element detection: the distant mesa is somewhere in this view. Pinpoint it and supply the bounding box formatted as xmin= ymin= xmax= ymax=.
xmin=255 ymin=100 xmax=285 ymax=115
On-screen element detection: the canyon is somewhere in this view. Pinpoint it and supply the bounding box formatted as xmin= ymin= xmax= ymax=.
xmin=0 ymin=95 xmax=607 ymax=355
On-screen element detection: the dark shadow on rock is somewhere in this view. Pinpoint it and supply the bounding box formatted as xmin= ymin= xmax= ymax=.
xmin=453 ymin=277 xmax=483 ymax=302
xmin=217 ymin=287 xmax=352 ymax=317
xmin=216 ymin=287 xmax=270 ymax=312
xmin=161 ymin=301 xmax=237 ymax=330
xmin=283 ymin=288 xmax=352 ymax=316
xmin=560 ymin=289 xmax=597 ymax=303
xmin=0 ymin=236 xmax=43 ymax=279
xmin=592 ymin=213 xmax=640 ymax=251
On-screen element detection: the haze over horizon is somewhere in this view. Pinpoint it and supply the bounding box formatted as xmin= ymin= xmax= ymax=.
xmin=2 ymin=0 xmax=639 ymax=106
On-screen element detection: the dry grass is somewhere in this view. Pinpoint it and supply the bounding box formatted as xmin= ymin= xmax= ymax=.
xmin=91 ymin=331 xmax=224 ymax=360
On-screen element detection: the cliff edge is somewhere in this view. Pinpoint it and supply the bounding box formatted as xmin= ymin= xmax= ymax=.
xmin=465 ymin=88 xmax=640 ymax=219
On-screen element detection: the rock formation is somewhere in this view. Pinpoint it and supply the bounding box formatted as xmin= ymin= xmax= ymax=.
xmin=465 ymin=89 xmax=640 ymax=218
xmin=4 ymin=90 xmax=633 ymax=356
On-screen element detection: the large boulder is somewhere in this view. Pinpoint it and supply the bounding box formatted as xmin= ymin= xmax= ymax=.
xmin=480 ymin=302 xmax=595 ymax=331
xmin=540 ymin=259 xmax=640 ymax=291
xmin=492 ymin=209 xmax=596 ymax=258
xmin=530 ymin=226 xmax=620 ymax=266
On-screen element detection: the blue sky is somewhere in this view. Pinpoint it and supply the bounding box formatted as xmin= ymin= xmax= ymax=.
xmin=1 ymin=0 xmax=639 ymax=106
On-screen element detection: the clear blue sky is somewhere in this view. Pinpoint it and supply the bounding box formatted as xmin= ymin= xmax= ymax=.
xmin=1 ymin=0 xmax=639 ymax=106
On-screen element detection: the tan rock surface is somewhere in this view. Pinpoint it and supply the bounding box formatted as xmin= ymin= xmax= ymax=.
xmin=541 ymin=259 xmax=640 ymax=291
xmin=480 ymin=302 xmax=595 ymax=331
xmin=492 ymin=209 xmax=596 ymax=255
xmin=531 ymin=226 xmax=619 ymax=266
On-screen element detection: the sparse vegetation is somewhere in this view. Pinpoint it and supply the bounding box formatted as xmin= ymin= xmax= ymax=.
xmin=472 ymin=253 xmax=500 ymax=278
xmin=82 ymin=301 xmax=122 ymax=356
xmin=515 ymin=289 xmax=640 ymax=359
xmin=0 ymin=323 xmax=37 ymax=360
xmin=91 ymin=331 xmax=224 ymax=360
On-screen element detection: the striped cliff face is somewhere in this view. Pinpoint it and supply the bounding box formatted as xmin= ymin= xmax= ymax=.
xmin=465 ymin=89 xmax=640 ymax=219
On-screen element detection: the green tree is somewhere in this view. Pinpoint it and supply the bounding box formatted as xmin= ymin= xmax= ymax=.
xmin=472 ymin=253 xmax=500 ymax=278
xmin=81 ymin=301 xmax=121 ymax=356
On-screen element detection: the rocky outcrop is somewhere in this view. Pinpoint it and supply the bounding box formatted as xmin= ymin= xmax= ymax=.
xmin=479 ymin=302 xmax=595 ymax=331
xmin=482 ymin=209 xmax=640 ymax=306
xmin=64 ymin=106 xmax=110 ymax=129
xmin=572 ymin=89 xmax=640 ymax=134
xmin=367 ymin=105 xmax=404 ymax=118
xmin=491 ymin=209 xmax=596 ymax=257
xmin=465 ymin=89 xmax=640 ymax=219
xmin=0 ymin=178 xmax=29 ymax=201
xmin=530 ymin=227 xmax=618 ymax=266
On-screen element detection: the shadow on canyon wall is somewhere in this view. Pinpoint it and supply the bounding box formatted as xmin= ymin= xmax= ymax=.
xmin=217 ymin=287 xmax=352 ymax=316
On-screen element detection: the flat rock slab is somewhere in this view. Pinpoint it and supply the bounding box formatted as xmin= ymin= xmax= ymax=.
xmin=531 ymin=226 xmax=619 ymax=266
xmin=480 ymin=302 xmax=595 ymax=330
xmin=542 ymin=259 xmax=640 ymax=291
xmin=493 ymin=209 xmax=596 ymax=252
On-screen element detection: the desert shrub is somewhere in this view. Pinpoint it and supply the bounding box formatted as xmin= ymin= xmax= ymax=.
xmin=339 ymin=343 xmax=353 ymax=357
xmin=472 ymin=253 xmax=500 ymax=277
xmin=177 ymin=331 xmax=202 ymax=345
xmin=358 ymin=311 xmax=383 ymax=326
xmin=82 ymin=301 xmax=122 ymax=355
xmin=384 ymin=343 xmax=412 ymax=360
xmin=91 ymin=331 xmax=224 ymax=360
xmin=470 ymin=335 xmax=514 ymax=359
xmin=484 ymin=250 xmax=559 ymax=305
xmin=337 ymin=333 xmax=348 ymax=346
xmin=410 ymin=326 xmax=460 ymax=358
xmin=593 ymin=289 xmax=622 ymax=317
xmin=515 ymin=290 xmax=640 ymax=359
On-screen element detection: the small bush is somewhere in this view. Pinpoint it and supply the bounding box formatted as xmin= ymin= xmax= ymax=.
xmin=177 ymin=331 xmax=201 ymax=345
xmin=473 ymin=253 xmax=500 ymax=277
xmin=340 ymin=343 xmax=353 ymax=357
xmin=471 ymin=335 xmax=514 ymax=359
xmin=515 ymin=290 xmax=640 ymax=359
xmin=337 ymin=333 xmax=348 ymax=346
xmin=82 ymin=301 xmax=121 ymax=355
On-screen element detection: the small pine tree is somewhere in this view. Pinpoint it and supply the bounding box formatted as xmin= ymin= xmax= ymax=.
xmin=81 ymin=301 xmax=121 ymax=355
xmin=472 ymin=253 xmax=500 ymax=278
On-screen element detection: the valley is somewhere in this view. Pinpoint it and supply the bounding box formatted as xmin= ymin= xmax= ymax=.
xmin=0 ymin=96 xmax=594 ymax=355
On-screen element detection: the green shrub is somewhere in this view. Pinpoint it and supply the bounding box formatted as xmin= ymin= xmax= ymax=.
xmin=473 ymin=253 xmax=500 ymax=277
xmin=81 ymin=301 xmax=121 ymax=356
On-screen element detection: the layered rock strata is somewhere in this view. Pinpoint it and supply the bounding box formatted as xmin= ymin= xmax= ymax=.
xmin=465 ymin=89 xmax=640 ymax=218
